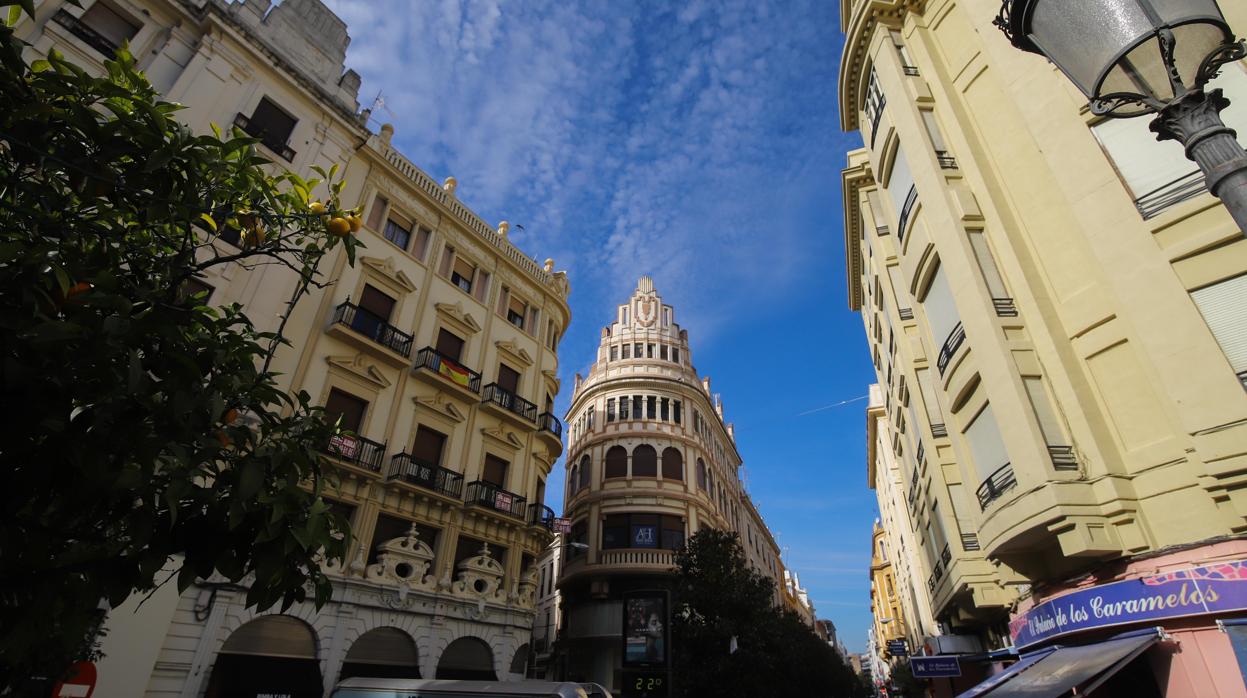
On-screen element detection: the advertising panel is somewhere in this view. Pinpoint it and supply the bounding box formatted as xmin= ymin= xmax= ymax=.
xmin=622 ymin=591 xmax=668 ymax=668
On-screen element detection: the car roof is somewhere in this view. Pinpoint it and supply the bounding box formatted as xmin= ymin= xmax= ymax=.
xmin=333 ymin=677 xmax=588 ymax=697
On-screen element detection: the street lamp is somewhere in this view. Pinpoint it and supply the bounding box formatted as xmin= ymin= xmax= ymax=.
xmin=995 ymin=0 xmax=1247 ymax=231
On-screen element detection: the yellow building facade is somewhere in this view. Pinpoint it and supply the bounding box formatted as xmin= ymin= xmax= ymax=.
xmin=17 ymin=0 xmax=569 ymax=695
xmin=840 ymin=0 xmax=1247 ymax=695
xmin=869 ymin=521 xmax=909 ymax=667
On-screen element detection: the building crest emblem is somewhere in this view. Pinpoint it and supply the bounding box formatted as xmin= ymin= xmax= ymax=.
xmin=636 ymin=298 xmax=657 ymax=327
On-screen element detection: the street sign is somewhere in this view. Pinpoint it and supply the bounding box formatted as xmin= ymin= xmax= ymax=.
xmin=911 ymin=655 xmax=961 ymax=678
xmin=886 ymin=639 xmax=908 ymax=657
xmin=51 ymin=662 xmax=96 ymax=698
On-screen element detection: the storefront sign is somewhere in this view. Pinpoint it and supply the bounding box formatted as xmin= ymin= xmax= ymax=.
xmin=1010 ymin=559 xmax=1247 ymax=649
xmin=494 ymin=491 xmax=513 ymax=512
xmin=51 ymin=661 xmax=96 ymax=698
xmin=911 ymin=655 xmax=961 ymax=678
xmin=886 ymin=639 xmax=908 ymax=657
xmin=327 ymin=434 xmax=358 ymax=459
xmin=553 ymin=517 xmax=572 ymax=534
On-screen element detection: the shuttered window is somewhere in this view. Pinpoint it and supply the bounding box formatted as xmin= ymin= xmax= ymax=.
xmin=411 ymin=426 xmax=446 ymax=467
xmin=497 ymin=364 xmax=520 ymax=394
xmin=435 ymin=328 xmax=465 ymax=362
xmin=1191 ymin=273 xmax=1247 ymax=386
xmin=324 ymin=389 xmax=367 ymax=433
xmin=886 ymin=145 xmax=914 ymax=222
xmin=922 ymin=265 xmax=960 ymax=352
xmin=605 ymin=446 xmax=628 ymax=479
xmin=482 ymin=455 xmax=508 ymax=487
xmin=413 ymin=226 xmax=432 ymax=260
xmin=1023 ymin=377 xmax=1065 ymax=446
xmin=965 ymin=403 xmax=1009 ymax=482
xmin=473 ymin=270 xmax=490 ymax=303
xmin=365 ymin=194 xmax=389 ymax=231
xmin=632 ymin=445 xmax=657 ymax=477
xmin=358 ymin=285 xmax=396 ymax=322
xmin=451 ymin=257 xmax=475 ymax=293
xmin=383 ymin=218 xmax=412 ymax=250
xmin=967 ymin=231 xmax=1008 ymax=298
xmin=508 ymin=294 xmax=527 ymax=329
xmin=81 ymin=2 xmax=141 ymax=50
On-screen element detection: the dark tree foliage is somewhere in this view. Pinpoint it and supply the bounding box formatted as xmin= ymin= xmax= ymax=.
xmin=0 ymin=4 xmax=365 ymax=693
xmin=672 ymin=529 xmax=870 ymax=698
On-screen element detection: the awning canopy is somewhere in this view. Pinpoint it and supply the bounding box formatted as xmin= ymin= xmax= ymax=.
xmin=956 ymin=628 xmax=1162 ymax=698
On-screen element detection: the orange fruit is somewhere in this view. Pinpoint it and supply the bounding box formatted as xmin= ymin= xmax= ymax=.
xmin=326 ymin=217 xmax=351 ymax=237
xmin=308 ymin=201 xmax=328 ymax=216
xmin=65 ymin=282 xmax=92 ymax=303
xmin=223 ymin=408 xmax=239 ymax=424
xmin=242 ymin=226 xmax=265 ymax=249
xmin=347 ymin=215 xmax=362 ymax=232
xmin=215 ymin=429 xmax=232 ymax=448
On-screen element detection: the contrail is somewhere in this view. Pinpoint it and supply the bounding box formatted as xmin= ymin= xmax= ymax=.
xmin=795 ymin=394 xmax=869 ymax=416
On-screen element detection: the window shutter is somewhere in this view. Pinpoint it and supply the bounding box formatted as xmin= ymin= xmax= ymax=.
xmin=324 ymin=389 xmax=367 ymax=433
xmin=1023 ymin=377 xmax=1065 ymax=446
xmin=497 ymin=287 xmax=510 ymax=316
xmin=413 ymin=226 xmax=432 ymax=259
xmin=482 ymin=455 xmax=508 ymax=487
xmin=358 ymin=285 xmax=396 ymax=321
xmin=411 ymin=426 xmax=446 ymax=466
xmin=435 ymin=329 xmax=465 ymax=361
xmin=528 ymin=308 xmax=540 ymax=335
xmin=366 ymin=194 xmax=388 ymax=231
xmin=438 ymin=246 xmax=454 ymax=277
xmin=1191 ymin=273 xmax=1247 ymax=379
xmin=965 ymin=404 xmax=1009 ymax=482
xmin=921 ymin=265 xmax=961 ymax=350
xmin=497 ymin=364 xmax=520 ymax=394
xmin=886 ymin=145 xmax=914 ymax=219
xmin=473 ymin=270 xmax=491 ymax=303
xmin=82 ymin=3 xmax=140 ymax=49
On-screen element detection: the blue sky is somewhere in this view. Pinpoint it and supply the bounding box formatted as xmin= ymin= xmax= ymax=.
xmin=325 ymin=0 xmax=877 ymax=652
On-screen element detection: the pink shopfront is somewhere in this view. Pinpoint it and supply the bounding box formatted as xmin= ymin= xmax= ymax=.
xmin=956 ymin=539 xmax=1247 ymax=697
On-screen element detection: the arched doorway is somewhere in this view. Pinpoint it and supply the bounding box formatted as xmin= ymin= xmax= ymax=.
xmin=509 ymin=643 xmax=530 ymax=675
xmin=204 ymin=615 xmax=322 ymax=698
xmin=435 ymin=636 xmax=496 ymax=680
xmin=339 ymin=627 xmax=421 ymax=681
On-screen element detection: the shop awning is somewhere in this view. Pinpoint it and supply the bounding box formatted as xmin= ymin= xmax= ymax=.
xmin=956 ymin=628 xmax=1162 ymax=698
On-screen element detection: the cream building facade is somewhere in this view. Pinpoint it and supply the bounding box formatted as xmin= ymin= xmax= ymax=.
xmin=840 ymin=0 xmax=1247 ymax=695
xmin=867 ymin=385 xmax=938 ymax=656
xmin=868 ymin=521 xmax=907 ymax=679
xmin=17 ymin=1 xmax=569 ymax=696
xmin=556 ymin=277 xmax=798 ymax=693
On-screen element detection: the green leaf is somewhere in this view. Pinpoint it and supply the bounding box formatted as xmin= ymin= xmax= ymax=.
xmin=237 ymin=462 xmax=263 ymax=500
xmin=198 ymin=213 xmax=217 ymax=232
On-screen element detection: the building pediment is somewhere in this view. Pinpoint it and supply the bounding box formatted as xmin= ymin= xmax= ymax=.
xmin=360 ymin=255 xmax=418 ymax=294
xmin=435 ymin=302 xmax=482 ymax=336
xmin=480 ymin=425 xmax=524 ymax=450
xmin=326 ymin=354 xmax=391 ymax=389
xmin=412 ymin=392 xmax=467 ymax=423
xmin=495 ymin=339 xmax=534 ymax=368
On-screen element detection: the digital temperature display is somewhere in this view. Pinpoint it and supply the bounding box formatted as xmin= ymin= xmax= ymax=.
xmin=621 ymin=670 xmax=669 ymax=698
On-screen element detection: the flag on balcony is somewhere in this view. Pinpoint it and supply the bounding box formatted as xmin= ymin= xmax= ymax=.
xmin=438 ymin=359 xmax=472 ymax=388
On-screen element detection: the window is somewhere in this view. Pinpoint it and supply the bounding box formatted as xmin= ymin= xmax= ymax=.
xmin=577 ymin=455 xmax=590 ymax=492
xmin=352 ymin=285 xmax=396 ymax=339
xmin=1023 ymin=377 xmax=1067 ymax=450
xmin=621 ymin=307 xmax=629 ymax=326
xmin=365 ymin=194 xmax=389 ymax=231
xmin=662 ymin=447 xmax=683 ymax=481
xmin=673 ymin=348 xmax=680 ymax=363
xmin=965 ymin=404 xmax=1010 ymax=483
xmin=605 ymin=446 xmax=628 ymax=479
xmin=697 ymin=459 xmax=708 ymax=490
xmin=647 ymin=344 xmax=655 ymax=358
xmin=410 ymin=425 xmax=447 ymax=467
xmin=482 ymin=454 xmax=508 ymax=488
xmin=891 ymin=30 xmax=918 ymax=74
xmin=660 ymin=398 xmax=669 ymax=421
xmin=383 ymin=218 xmax=412 ymax=250
xmin=180 ymin=277 xmax=213 ymax=303
xmin=497 ymin=364 xmax=521 ymax=394
xmin=887 ymin=144 xmax=916 ymax=238
xmin=922 ymin=264 xmax=962 ymax=360
xmin=452 ymin=256 xmax=476 ymax=294
xmin=673 ymin=400 xmax=682 ymax=424
xmin=622 ymin=343 xmax=631 ymax=359
xmin=660 ymin=345 xmax=668 ymax=360
xmin=413 ymin=226 xmax=432 ymax=260
xmin=602 ymin=514 xmax=684 ymax=550
xmin=1191 ymin=273 xmax=1247 ymax=388
xmin=619 ymin=396 xmax=630 ymax=420
xmin=921 ymin=110 xmax=954 ymax=167
xmin=663 ymin=308 xmax=671 ymax=326
xmin=634 ymin=343 xmax=643 ymax=358
xmin=246 ymin=97 xmax=297 ymax=154
xmin=324 ymin=388 xmax=367 ymax=433
xmin=369 ymin=514 xmax=437 ymax=564
xmin=916 ymin=368 xmax=945 ymax=435
xmin=506 ymin=293 xmax=527 ymax=329
xmin=1092 ymin=63 xmax=1247 ymax=218
xmin=454 ymin=534 xmax=506 ymax=570
xmin=75 ymin=2 xmax=140 ymax=54
xmin=647 ymin=396 xmax=657 ymax=419
xmin=610 ymin=345 xmax=618 ymax=361
xmin=632 ymin=445 xmax=657 ymax=477
xmin=566 ymin=521 xmax=587 ymax=560
xmin=967 ymin=230 xmax=1011 ymax=306
xmin=607 ymin=398 xmax=617 ymax=422
xmin=864 ymin=67 xmax=886 ymax=136
xmin=435 ymin=328 xmax=465 ymax=362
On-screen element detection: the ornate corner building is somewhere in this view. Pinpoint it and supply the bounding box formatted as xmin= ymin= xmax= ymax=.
xmin=16 ymin=0 xmax=569 ymax=695
xmin=839 ymin=0 xmax=1247 ymax=695
xmin=555 ymin=277 xmax=805 ymax=693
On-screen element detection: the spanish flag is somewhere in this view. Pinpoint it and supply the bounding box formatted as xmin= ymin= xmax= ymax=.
xmin=438 ymin=359 xmax=472 ymax=388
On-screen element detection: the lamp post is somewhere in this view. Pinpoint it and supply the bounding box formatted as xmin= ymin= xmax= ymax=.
xmin=995 ymin=0 xmax=1247 ymax=232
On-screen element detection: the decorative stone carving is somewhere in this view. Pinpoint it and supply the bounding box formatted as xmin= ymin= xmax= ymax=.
xmin=452 ymin=543 xmax=507 ymax=604
xmin=360 ymin=256 xmax=418 ymax=293
xmin=326 ymin=354 xmax=391 ymax=389
xmin=495 ymin=339 xmax=534 ymax=367
xmin=444 ymin=176 xmax=457 ymax=195
xmin=516 ymin=565 xmax=539 ymax=607
xmin=435 ymin=302 xmax=483 ymax=336
xmin=365 ymin=524 xmax=436 ymax=590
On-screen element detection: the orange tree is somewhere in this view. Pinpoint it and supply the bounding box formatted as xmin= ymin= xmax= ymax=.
xmin=0 ymin=4 xmax=362 ymax=693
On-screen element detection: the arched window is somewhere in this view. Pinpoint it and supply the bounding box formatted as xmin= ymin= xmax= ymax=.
xmin=662 ymin=447 xmax=683 ymax=481
xmin=605 ymin=446 xmax=628 ymax=479
xmin=632 ymin=445 xmax=657 ymax=477
xmin=568 ymin=463 xmax=580 ymax=495
xmin=697 ymin=459 xmax=707 ymax=490
xmin=436 ymin=636 xmax=496 ymax=681
xmin=578 ymin=455 xmax=590 ymax=491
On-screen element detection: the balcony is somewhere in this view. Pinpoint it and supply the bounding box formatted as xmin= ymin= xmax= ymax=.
xmin=324 ymin=433 xmax=386 ymax=473
xmin=51 ymin=10 xmax=119 ymax=57
xmin=1135 ymin=169 xmax=1206 ymax=220
xmin=899 ymin=307 xmax=914 ymax=321
xmin=961 ymin=533 xmax=981 ymax=552
xmin=329 ymin=301 xmax=413 ymax=365
xmin=940 ymin=543 xmax=952 ymax=567
xmin=412 ymin=346 xmax=481 ymax=394
xmin=232 ymin=113 xmax=296 ymax=162
xmin=538 ymin=412 xmax=563 ymax=438
xmin=931 ymin=422 xmax=948 ymax=438
xmin=903 ymin=65 xmax=920 ymax=76
xmin=1048 ymin=445 xmax=1078 ymax=471
xmin=387 ymin=454 xmax=463 ymax=499
xmin=465 ymin=480 xmax=527 ymax=520
xmin=935 ymin=150 xmax=957 ymax=169
xmin=976 ymin=463 xmax=1018 ymax=511
xmin=528 ymin=503 xmax=557 ymax=530
xmin=992 ymin=297 xmax=1018 ymax=317
xmin=897 ymin=185 xmax=919 ymax=241
xmin=928 ymin=558 xmax=945 ymax=593
xmin=481 ymin=383 xmax=538 ymax=423
xmin=598 ymin=548 xmax=676 ymax=568
xmin=936 ymin=322 xmax=966 ymax=377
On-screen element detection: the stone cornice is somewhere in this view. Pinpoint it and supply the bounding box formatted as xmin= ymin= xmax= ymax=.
xmin=839 ymin=0 xmax=925 ymax=132
xmin=842 ymin=154 xmax=876 ymax=312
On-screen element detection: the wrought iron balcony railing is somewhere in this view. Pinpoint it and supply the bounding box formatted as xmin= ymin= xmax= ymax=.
xmin=387 ymin=454 xmax=464 ymax=498
xmin=481 ymin=383 xmax=538 ymax=422
xmin=976 ymin=463 xmax=1018 ymax=510
xmin=903 ymin=65 xmax=921 ymax=76
xmin=931 ymin=422 xmax=948 ymax=438
xmin=413 ymin=346 xmax=481 ymax=393
xmin=1049 ymin=445 xmax=1079 ymax=471
xmin=897 ymin=185 xmax=919 ymax=241
xmin=538 ymin=412 xmax=563 ymax=438
xmin=937 ymin=322 xmax=966 ymax=376
xmin=935 ymin=150 xmax=958 ymax=169
xmin=899 ymin=307 xmax=914 ymax=321
xmin=940 ymin=543 xmax=952 ymax=567
xmin=961 ymin=533 xmax=981 ymax=552
xmin=1135 ymin=170 xmax=1206 ymax=220
xmin=465 ymin=480 xmax=527 ymax=519
xmin=992 ymin=297 xmax=1018 ymax=317
xmin=232 ymin=113 xmax=297 ymax=162
xmin=324 ymin=433 xmax=386 ymax=472
xmin=332 ymin=301 xmax=414 ymax=358
xmin=51 ymin=10 xmax=119 ymax=57
xmin=528 ymin=503 xmax=557 ymax=530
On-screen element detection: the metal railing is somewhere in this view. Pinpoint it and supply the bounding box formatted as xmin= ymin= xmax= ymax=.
xmin=538 ymin=412 xmax=563 ymax=438
xmin=929 ymin=559 xmax=945 ymax=592
xmin=324 ymin=433 xmax=386 ymax=472
xmin=916 ymin=441 xmax=926 ymax=467
xmin=976 ymin=463 xmax=1018 ymax=510
xmin=232 ymin=113 xmax=296 ymax=162
xmin=413 ymin=346 xmax=481 ymax=393
xmin=940 ymin=543 xmax=952 ymax=566
xmin=1135 ymin=170 xmax=1206 ymax=220
xmin=332 ymin=301 xmax=413 ymax=357
xmin=897 ymin=185 xmax=919 ymax=241
xmin=528 ymin=503 xmax=556 ymax=530
xmin=931 ymin=423 xmax=948 ymax=438
xmin=992 ymin=297 xmax=1018 ymax=317
xmin=1049 ymin=445 xmax=1078 ymax=471
xmin=869 ymin=93 xmax=887 ymax=148
xmin=935 ymin=150 xmax=958 ymax=169
xmin=962 ymin=533 xmax=981 ymax=552
xmin=481 ymin=383 xmax=538 ymax=422
xmin=908 ymin=466 xmax=920 ymax=508
xmin=899 ymin=307 xmax=914 ymax=321
xmin=51 ymin=10 xmax=120 ymax=57
xmin=903 ymin=65 xmax=921 ymax=76
xmin=387 ymin=454 xmax=463 ymax=498
xmin=465 ymin=480 xmax=527 ymax=519
xmin=937 ymin=322 xmax=966 ymax=376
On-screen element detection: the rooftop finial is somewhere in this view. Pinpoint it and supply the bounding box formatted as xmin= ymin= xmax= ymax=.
xmin=638 ymin=275 xmax=654 ymax=294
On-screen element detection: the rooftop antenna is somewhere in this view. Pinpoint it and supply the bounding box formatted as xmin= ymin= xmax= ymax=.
xmin=363 ymin=90 xmax=397 ymax=127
